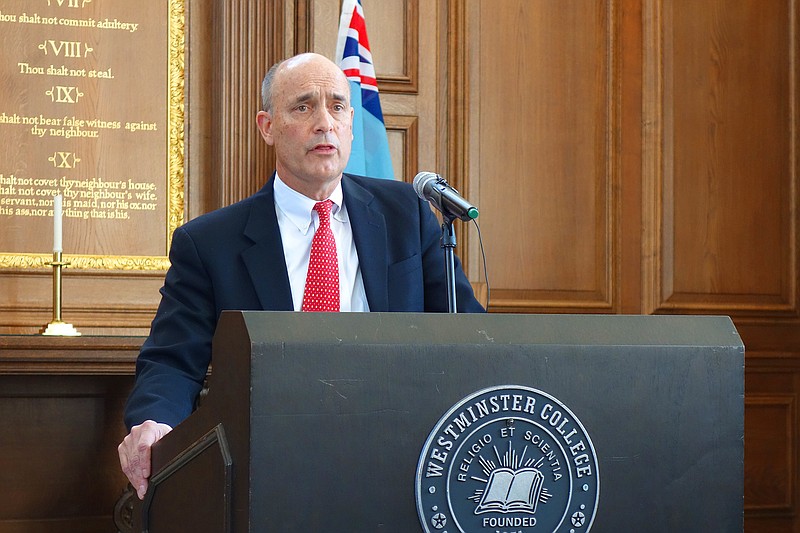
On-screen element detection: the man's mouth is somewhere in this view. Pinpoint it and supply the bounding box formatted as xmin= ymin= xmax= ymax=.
xmin=311 ymin=143 xmax=337 ymax=154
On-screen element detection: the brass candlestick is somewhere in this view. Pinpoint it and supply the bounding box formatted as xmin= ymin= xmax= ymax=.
xmin=41 ymin=251 xmax=81 ymax=336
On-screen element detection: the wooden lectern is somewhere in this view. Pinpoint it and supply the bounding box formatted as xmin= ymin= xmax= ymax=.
xmin=116 ymin=311 xmax=743 ymax=532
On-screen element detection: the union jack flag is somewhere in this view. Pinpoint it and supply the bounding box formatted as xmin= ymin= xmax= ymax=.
xmin=335 ymin=0 xmax=395 ymax=180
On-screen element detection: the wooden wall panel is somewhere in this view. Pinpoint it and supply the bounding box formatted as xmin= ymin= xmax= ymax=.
xmin=0 ymin=272 xmax=162 ymax=336
xmin=0 ymin=338 xmax=138 ymax=532
xmin=745 ymin=358 xmax=800 ymax=531
xmin=0 ymin=377 xmax=128 ymax=524
xmin=744 ymin=395 xmax=794 ymax=511
xmin=385 ymin=115 xmax=420 ymax=185
xmin=646 ymin=0 xmax=797 ymax=315
xmin=459 ymin=0 xmax=617 ymax=312
xmin=0 ymin=373 xmax=134 ymax=532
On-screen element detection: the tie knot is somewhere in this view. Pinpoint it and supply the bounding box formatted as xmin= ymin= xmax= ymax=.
xmin=313 ymin=200 xmax=333 ymax=225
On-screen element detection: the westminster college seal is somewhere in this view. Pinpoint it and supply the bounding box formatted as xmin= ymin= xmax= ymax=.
xmin=416 ymin=386 xmax=599 ymax=532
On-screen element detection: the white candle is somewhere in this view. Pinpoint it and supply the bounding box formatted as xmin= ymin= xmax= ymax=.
xmin=53 ymin=194 xmax=63 ymax=252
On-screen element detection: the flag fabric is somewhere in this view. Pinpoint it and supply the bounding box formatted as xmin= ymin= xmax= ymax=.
xmin=335 ymin=0 xmax=395 ymax=180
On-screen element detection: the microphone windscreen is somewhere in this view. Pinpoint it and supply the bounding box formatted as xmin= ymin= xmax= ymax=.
xmin=412 ymin=172 xmax=438 ymax=200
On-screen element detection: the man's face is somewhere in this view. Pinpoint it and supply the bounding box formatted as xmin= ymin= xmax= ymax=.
xmin=257 ymin=54 xmax=353 ymax=200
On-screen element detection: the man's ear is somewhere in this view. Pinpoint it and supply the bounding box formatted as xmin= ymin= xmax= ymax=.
xmin=255 ymin=110 xmax=274 ymax=145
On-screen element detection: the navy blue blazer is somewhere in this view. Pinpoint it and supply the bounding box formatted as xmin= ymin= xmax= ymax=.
xmin=124 ymin=173 xmax=484 ymax=429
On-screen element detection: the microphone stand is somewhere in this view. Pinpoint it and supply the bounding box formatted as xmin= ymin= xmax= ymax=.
xmin=440 ymin=214 xmax=458 ymax=313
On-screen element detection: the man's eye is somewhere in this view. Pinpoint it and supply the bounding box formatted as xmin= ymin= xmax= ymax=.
xmin=333 ymin=104 xmax=345 ymax=112
xmin=296 ymin=104 xmax=309 ymax=112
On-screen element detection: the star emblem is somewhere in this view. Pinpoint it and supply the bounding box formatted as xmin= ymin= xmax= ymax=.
xmin=431 ymin=512 xmax=447 ymax=529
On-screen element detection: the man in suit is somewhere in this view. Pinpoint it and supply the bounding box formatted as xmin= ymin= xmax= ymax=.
xmin=118 ymin=52 xmax=483 ymax=499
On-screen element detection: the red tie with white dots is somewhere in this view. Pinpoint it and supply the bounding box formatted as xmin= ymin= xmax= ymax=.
xmin=301 ymin=200 xmax=340 ymax=312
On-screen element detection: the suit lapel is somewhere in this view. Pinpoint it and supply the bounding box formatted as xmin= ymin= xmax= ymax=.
xmin=343 ymin=176 xmax=389 ymax=311
xmin=241 ymin=177 xmax=294 ymax=310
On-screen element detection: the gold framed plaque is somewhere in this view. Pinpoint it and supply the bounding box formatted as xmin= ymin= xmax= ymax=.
xmin=0 ymin=0 xmax=185 ymax=271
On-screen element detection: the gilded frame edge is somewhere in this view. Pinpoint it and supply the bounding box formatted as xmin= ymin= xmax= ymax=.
xmin=0 ymin=0 xmax=185 ymax=273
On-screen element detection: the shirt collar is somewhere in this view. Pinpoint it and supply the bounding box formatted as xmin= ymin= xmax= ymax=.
xmin=273 ymin=173 xmax=345 ymax=233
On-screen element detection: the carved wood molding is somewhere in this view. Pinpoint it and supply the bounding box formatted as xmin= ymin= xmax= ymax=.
xmin=0 ymin=335 xmax=141 ymax=374
xmin=114 ymin=486 xmax=137 ymax=533
xmin=218 ymin=1 xmax=273 ymax=205
xmin=446 ymin=0 xmax=473 ymax=279
xmin=293 ymin=0 xmax=314 ymax=53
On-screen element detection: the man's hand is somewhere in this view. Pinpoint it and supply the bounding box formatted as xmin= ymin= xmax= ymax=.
xmin=118 ymin=420 xmax=173 ymax=500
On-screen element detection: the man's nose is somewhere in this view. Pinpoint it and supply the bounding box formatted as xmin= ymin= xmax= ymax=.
xmin=313 ymin=108 xmax=335 ymax=132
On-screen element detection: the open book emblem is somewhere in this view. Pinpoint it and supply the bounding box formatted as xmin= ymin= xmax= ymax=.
xmin=475 ymin=466 xmax=544 ymax=514
xmin=469 ymin=442 xmax=553 ymax=516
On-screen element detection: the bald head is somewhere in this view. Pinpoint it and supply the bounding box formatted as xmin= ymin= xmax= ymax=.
xmin=261 ymin=53 xmax=350 ymax=113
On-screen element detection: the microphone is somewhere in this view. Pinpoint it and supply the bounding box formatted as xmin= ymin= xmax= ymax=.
xmin=413 ymin=172 xmax=479 ymax=222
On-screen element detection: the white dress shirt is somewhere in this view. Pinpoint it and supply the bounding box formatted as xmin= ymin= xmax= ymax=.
xmin=273 ymin=174 xmax=370 ymax=312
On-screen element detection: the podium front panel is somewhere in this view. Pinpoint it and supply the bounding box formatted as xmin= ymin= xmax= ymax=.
xmin=223 ymin=312 xmax=743 ymax=532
